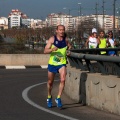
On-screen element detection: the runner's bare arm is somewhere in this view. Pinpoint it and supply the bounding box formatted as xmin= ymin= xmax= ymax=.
xmin=44 ymin=36 xmax=58 ymax=54
xmin=97 ymin=37 xmax=100 ymax=44
xmin=106 ymin=38 xmax=111 ymax=47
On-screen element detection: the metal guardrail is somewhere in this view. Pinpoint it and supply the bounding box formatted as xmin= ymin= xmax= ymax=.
xmin=68 ymin=48 xmax=120 ymax=77
xmin=71 ymin=47 xmax=120 ymax=55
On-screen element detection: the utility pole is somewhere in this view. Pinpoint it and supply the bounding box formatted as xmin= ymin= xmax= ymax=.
xmin=118 ymin=8 xmax=120 ymax=29
xmin=116 ymin=7 xmax=120 ymax=38
xmin=95 ymin=3 xmax=98 ymax=31
xmin=68 ymin=9 xmax=71 ymax=38
xmin=113 ymin=0 xmax=116 ymax=38
xmin=63 ymin=7 xmax=67 ymax=26
xmin=78 ymin=3 xmax=82 ymax=45
xmin=118 ymin=8 xmax=120 ymax=39
xmin=102 ymin=0 xmax=105 ymax=30
xmin=78 ymin=3 xmax=81 ymax=24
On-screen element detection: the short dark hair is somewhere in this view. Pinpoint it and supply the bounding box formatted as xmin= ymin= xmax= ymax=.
xmin=56 ymin=25 xmax=65 ymax=30
xmin=100 ymin=30 xmax=105 ymax=34
xmin=108 ymin=31 xmax=113 ymax=35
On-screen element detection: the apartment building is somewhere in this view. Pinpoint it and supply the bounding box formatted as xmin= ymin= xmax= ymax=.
xmin=7 ymin=9 xmax=47 ymax=29
xmin=46 ymin=13 xmax=71 ymax=31
xmin=82 ymin=14 xmax=118 ymax=32
xmin=46 ymin=13 xmax=119 ymax=33
xmin=8 ymin=9 xmax=22 ymax=28
xmin=8 ymin=9 xmax=29 ymax=28
xmin=5 ymin=10 xmax=120 ymax=34
xmin=104 ymin=15 xmax=113 ymax=31
xmin=22 ymin=18 xmax=31 ymax=28
xmin=30 ymin=19 xmax=47 ymax=29
xmin=115 ymin=16 xmax=120 ymax=30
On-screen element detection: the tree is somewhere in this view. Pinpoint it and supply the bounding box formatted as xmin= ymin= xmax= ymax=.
xmin=77 ymin=16 xmax=101 ymax=38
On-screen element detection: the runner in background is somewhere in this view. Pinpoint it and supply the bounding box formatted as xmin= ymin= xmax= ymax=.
xmin=107 ymin=31 xmax=117 ymax=56
xmin=98 ymin=30 xmax=109 ymax=55
xmin=85 ymin=28 xmax=99 ymax=49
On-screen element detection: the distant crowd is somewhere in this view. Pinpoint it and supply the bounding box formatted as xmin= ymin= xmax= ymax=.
xmin=85 ymin=28 xmax=117 ymax=56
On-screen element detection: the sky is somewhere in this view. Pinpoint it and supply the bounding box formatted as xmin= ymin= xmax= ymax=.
xmin=0 ymin=0 xmax=120 ymax=20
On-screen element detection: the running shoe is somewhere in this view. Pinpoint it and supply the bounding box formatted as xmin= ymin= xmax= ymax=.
xmin=55 ymin=98 xmax=62 ymax=108
xmin=47 ymin=98 xmax=52 ymax=108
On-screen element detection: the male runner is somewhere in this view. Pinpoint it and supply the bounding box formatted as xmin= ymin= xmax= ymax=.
xmin=44 ymin=25 xmax=71 ymax=108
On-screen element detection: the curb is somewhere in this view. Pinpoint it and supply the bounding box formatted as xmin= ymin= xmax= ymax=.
xmin=0 ymin=65 xmax=48 ymax=69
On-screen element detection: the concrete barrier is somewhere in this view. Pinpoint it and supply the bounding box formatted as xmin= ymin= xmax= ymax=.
xmin=86 ymin=73 xmax=120 ymax=115
xmin=64 ymin=66 xmax=120 ymax=115
xmin=0 ymin=54 xmax=50 ymax=66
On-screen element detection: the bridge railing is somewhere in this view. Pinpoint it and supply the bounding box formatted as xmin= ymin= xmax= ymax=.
xmin=67 ymin=48 xmax=120 ymax=77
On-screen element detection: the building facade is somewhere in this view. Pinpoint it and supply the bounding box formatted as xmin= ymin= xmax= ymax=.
xmin=46 ymin=13 xmax=71 ymax=31
xmin=8 ymin=9 xmax=23 ymax=28
xmin=46 ymin=13 xmax=119 ymax=34
xmin=8 ymin=9 xmax=30 ymax=28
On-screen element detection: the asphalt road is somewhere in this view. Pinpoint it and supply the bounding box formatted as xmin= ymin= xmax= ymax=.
xmin=0 ymin=68 xmax=120 ymax=120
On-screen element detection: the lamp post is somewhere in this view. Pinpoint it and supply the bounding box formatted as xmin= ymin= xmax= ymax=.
xmin=113 ymin=0 xmax=117 ymax=38
xmin=68 ymin=9 xmax=71 ymax=38
xmin=63 ymin=7 xmax=67 ymax=26
xmin=63 ymin=7 xmax=67 ymax=13
xmin=78 ymin=3 xmax=82 ymax=45
xmin=116 ymin=7 xmax=120 ymax=38
xmin=95 ymin=3 xmax=98 ymax=31
xmin=78 ymin=3 xmax=81 ymax=23
xmin=63 ymin=7 xmax=82 ymax=39
xmin=102 ymin=0 xmax=105 ymax=30
xmin=63 ymin=7 xmax=71 ymax=37
xmin=117 ymin=8 xmax=120 ymax=29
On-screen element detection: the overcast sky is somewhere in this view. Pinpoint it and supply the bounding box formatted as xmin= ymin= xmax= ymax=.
xmin=0 ymin=0 xmax=120 ymax=20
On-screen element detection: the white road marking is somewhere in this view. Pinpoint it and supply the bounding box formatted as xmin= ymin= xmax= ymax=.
xmin=22 ymin=81 xmax=78 ymax=120
xmin=5 ymin=65 xmax=47 ymax=69
xmin=41 ymin=65 xmax=48 ymax=68
xmin=6 ymin=66 xmax=26 ymax=69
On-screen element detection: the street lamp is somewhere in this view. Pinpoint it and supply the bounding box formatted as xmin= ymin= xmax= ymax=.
xmin=63 ymin=7 xmax=67 ymax=25
xmin=95 ymin=2 xmax=98 ymax=31
xmin=78 ymin=3 xmax=82 ymax=45
xmin=63 ymin=7 xmax=67 ymax=13
xmin=63 ymin=7 xmax=70 ymax=36
xmin=116 ymin=7 xmax=120 ymax=28
xmin=78 ymin=3 xmax=81 ymax=23
xmin=113 ymin=0 xmax=117 ymax=38
xmin=102 ymin=0 xmax=105 ymax=30
xmin=68 ymin=9 xmax=71 ymax=37
xmin=63 ymin=6 xmax=82 ymax=39
xmin=116 ymin=7 xmax=120 ymax=38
